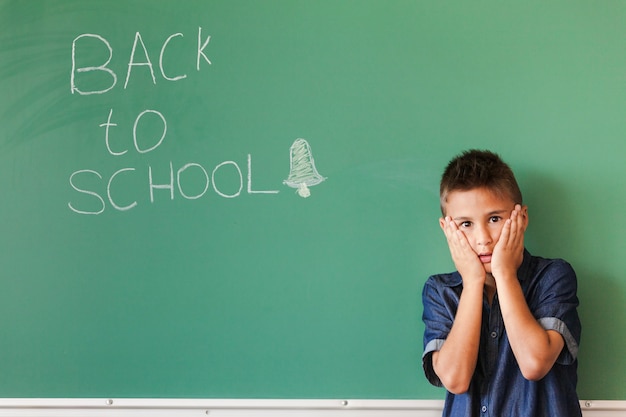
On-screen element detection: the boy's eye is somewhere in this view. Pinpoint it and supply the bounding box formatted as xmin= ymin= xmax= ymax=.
xmin=489 ymin=216 xmax=502 ymax=223
xmin=460 ymin=221 xmax=472 ymax=228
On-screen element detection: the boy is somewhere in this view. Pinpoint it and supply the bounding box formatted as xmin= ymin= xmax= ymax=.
xmin=422 ymin=150 xmax=582 ymax=417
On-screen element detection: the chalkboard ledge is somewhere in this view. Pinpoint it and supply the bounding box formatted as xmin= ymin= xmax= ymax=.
xmin=0 ymin=399 xmax=624 ymax=416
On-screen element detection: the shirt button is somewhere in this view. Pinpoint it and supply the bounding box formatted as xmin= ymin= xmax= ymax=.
xmin=491 ymin=331 xmax=497 ymax=338
xmin=481 ymin=405 xmax=487 ymax=413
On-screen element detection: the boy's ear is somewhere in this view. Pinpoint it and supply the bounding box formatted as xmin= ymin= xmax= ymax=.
xmin=439 ymin=216 xmax=447 ymax=231
xmin=521 ymin=205 xmax=529 ymax=231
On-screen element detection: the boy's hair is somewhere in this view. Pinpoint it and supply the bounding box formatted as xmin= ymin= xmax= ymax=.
xmin=440 ymin=149 xmax=523 ymax=215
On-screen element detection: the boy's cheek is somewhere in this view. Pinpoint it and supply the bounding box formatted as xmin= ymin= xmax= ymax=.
xmin=492 ymin=227 xmax=504 ymax=243
xmin=465 ymin=233 xmax=479 ymax=251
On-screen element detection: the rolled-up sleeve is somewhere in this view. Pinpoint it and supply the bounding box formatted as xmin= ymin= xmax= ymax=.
xmin=421 ymin=274 xmax=461 ymax=386
xmin=529 ymin=260 xmax=581 ymax=365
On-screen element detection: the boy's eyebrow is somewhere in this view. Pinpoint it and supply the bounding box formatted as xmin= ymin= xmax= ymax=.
xmin=452 ymin=209 xmax=509 ymax=221
xmin=488 ymin=209 xmax=510 ymax=216
xmin=452 ymin=216 xmax=471 ymax=221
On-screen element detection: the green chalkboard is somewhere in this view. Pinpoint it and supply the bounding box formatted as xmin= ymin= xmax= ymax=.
xmin=1 ymin=0 xmax=625 ymax=400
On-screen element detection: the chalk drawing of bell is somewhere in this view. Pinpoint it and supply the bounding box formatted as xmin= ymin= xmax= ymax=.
xmin=284 ymin=138 xmax=326 ymax=198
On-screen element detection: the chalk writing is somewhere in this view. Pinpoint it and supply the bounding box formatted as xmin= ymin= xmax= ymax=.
xmin=70 ymin=28 xmax=211 ymax=95
xmin=69 ymin=105 xmax=280 ymax=214
xmin=68 ymin=154 xmax=279 ymax=215
xmin=67 ymin=28 xmax=325 ymax=215
xmin=99 ymin=109 xmax=167 ymax=155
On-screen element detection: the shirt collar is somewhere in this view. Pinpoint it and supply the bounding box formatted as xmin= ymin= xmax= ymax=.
xmin=517 ymin=249 xmax=532 ymax=281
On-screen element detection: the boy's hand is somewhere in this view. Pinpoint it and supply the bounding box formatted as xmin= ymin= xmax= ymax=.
xmin=441 ymin=216 xmax=486 ymax=286
xmin=491 ymin=205 xmax=526 ymax=280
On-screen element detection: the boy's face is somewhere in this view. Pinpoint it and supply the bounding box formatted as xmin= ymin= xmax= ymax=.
xmin=440 ymin=187 xmax=528 ymax=274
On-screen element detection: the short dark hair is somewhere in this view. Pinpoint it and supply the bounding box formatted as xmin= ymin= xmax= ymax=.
xmin=439 ymin=149 xmax=523 ymax=215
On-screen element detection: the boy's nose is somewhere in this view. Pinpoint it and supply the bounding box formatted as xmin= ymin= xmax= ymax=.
xmin=476 ymin=227 xmax=492 ymax=247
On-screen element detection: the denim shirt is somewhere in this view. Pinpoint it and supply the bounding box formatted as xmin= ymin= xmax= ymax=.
xmin=422 ymin=250 xmax=582 ymax=417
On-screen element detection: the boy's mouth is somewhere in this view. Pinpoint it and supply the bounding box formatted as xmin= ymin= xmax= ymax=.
xmin=479 ymin=253 xmax=492 ymax=263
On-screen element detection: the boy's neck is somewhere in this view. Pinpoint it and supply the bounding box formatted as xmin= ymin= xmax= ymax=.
xmin=485 ymin=274 xmax=497 ymax=305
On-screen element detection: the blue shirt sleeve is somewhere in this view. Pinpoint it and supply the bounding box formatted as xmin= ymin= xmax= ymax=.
xmin=526 ymin=259 xmax=581 ymax=365
xmin=421 ymin=273 xmax=462 ymax=387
